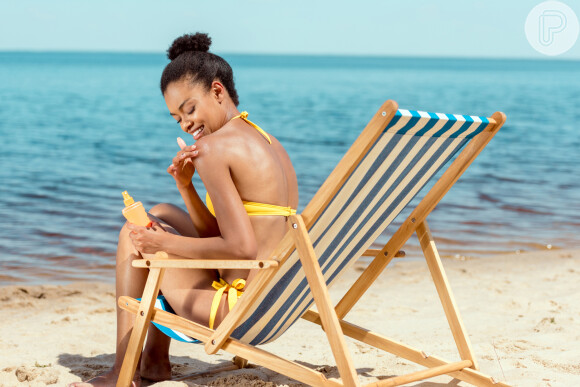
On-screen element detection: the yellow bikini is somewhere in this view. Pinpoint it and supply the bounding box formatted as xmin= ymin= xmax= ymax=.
xmin=209 ymin=278 xmax=245 ymax=329
xmin=206 ymin=194 xmax=296 ymax=217
xmin=207 ymin=112 xmax=296 ymax=329
xmin=234 ymin=111 xmax=272 ymax=144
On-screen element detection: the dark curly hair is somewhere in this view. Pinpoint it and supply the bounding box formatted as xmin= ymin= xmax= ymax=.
xmin=160 ymin=32 xmax=239 ymax=106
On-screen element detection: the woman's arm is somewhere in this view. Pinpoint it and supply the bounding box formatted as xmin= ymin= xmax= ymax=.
xmin=159 ymin=230 xmax=256 ymax=260
xmin=168 ymin=143 xmax=220 ymax=237
xmin=177 ymin=182 xmax=220 ymax=238
xmin=133 ymin=137 xmax=257 ymax=260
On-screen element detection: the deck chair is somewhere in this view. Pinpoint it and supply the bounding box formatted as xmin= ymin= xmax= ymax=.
xmin=117 ymin=100 xmax=508 ymax=387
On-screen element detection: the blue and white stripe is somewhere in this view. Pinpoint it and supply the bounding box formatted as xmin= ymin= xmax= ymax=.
xmin=230 ymin=109 xmax=489 ymax=345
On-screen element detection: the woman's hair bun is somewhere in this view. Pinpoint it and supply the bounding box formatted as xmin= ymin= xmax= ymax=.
xmin=167 ymin=32 xmax=212 ymax=61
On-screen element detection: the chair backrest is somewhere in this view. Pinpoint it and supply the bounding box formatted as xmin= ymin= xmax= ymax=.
xmin=232 ymin=107 xmax=492 ymax=345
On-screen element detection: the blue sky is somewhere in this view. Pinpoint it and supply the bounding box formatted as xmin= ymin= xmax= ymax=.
xmin=1 ymin=0 xmax=579 ymax=59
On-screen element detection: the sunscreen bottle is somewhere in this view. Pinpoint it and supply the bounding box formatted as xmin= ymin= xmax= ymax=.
xmin=121 ymin=191 xmax=152 ymax=227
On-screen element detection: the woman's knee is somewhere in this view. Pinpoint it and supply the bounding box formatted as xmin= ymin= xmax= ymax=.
xmin=149 ymin=203 xmax=197 ymax=238
xmin=117 ymin=222 xmax=142 ymax=263
xmin=118 ymin=221 xmax=132 ymax=243
xmin=149 ymin=203 xmax=181 ymax=219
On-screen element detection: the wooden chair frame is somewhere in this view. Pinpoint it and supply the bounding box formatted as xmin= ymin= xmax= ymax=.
xmin=116 ymin=101 xmax=508 ymax=387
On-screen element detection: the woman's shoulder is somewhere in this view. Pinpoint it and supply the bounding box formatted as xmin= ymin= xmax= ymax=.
xmin=192 ymin=135 xmax=223 ymax=163
xmin=194 ymin=119 xmax=285 ymax=170
xmin=192 ymin=127 xmax=244 ymax=165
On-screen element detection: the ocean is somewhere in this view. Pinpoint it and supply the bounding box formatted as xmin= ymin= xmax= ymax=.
xmin=0 ymin=52 xmax=578 ymax=284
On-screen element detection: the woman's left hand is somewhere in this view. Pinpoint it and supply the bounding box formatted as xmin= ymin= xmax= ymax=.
xmin=127 ymin=221 xmax=169 ymax=254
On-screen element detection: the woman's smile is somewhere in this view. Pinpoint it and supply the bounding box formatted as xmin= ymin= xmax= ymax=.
xmin=190 ymin=125 xmax=204 ymax=140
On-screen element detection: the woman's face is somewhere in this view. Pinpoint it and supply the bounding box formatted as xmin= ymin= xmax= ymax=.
xmin=164 ymin=78 xmax=225 ymax=141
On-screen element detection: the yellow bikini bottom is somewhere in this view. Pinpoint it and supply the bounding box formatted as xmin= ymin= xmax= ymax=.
xmin=209 ymin=278 xmax=245 ymax=329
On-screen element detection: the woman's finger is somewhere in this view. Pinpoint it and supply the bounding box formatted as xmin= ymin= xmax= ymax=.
xmin=174 ymin=145 xmax=196 ymax=157
xmin=172 ymin=154 xmax=196 ymax=170
xmin=180 ymin=150 xmax=199 ymax=159
xmin=177 ymin=137 xmax=187 ymax=149
xmin=177 ymin=137 xmax=197 ymax=152
xmin=172 ymin=154 xmax=182 ymax=165
xmin=172 ymin=147 xmax=197 ymax=165
xmin=174 ymin=159 xmax=191 ymax=169
xmin=126 ymin=223 xmax=147 ymax=237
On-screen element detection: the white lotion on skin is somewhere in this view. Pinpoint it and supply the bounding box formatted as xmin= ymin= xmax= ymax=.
xmin=177 ymin=137 xmax=193 ymax=166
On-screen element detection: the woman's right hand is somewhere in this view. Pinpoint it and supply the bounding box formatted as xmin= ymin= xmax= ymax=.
xmin=168 ymin=139 xmax=199 ymax=188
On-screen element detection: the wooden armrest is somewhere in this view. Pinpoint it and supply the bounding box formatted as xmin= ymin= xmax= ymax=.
xmin=362 ymin=249 xmax=406 ymax=258
xmin=132 ymin=251 xmax=278 ymax=269
xmin=132 ymin=256 xmax=278 ymax=270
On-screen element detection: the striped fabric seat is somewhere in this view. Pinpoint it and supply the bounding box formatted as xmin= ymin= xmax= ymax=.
xmin=231 ymin=109 xmax=490 ymax=345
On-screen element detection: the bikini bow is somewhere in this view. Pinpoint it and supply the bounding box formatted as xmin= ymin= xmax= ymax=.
xmin=209 ymin=278 xmax=246 ymax=329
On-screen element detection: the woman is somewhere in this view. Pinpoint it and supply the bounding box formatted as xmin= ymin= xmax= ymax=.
xmin=70 ymin=32 xmax=298 ymax=387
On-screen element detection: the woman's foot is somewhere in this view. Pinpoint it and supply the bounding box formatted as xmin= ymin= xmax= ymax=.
xmin=67 ymin=368 xmax=140 ymax=387
xmin=140 ymin=353 xmax=172 ymax=382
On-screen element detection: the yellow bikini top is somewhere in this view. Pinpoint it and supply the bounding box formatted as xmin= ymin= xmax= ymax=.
xmin=206 ymin=194 xmax=296 ymax=217
xmin=234 ymin=111 xmax=272 ymax=144
xmin=205 ymin=111 xmax=296 ymax=217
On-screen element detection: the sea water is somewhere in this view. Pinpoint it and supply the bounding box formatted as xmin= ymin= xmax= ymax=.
xmin=0 ymin=52 xmax=578 ymax=284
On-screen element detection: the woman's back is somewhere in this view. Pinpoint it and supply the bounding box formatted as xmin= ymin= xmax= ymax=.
xmin=194 ymin=115 xmax=298 ymax=282
xmin=206 ymin=116 xmax=297 ymax=208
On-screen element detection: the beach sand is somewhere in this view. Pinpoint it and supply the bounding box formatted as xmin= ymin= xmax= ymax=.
xmin=1 ymin=248 xmax=578 ymax=386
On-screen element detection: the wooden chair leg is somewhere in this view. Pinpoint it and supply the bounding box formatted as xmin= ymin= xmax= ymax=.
xmin=116 ymin=267 xmax=166 ymax=387
xmin=303 ymin=310 xmax=508 ymax=386
xmin=233 ymin=356 xmax=249 ymax=368
xmin=416 ymin=221 xmax=478 ymax=370
xmin=290 ymin=215 xmax=361 ymax=387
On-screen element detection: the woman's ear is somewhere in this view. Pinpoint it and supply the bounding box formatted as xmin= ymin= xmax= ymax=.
xmin=211 ymin=81 xmax=226 ymax=104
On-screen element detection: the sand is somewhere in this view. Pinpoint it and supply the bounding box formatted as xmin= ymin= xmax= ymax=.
xmin=0 ymin=248 xmax=578 ymax=387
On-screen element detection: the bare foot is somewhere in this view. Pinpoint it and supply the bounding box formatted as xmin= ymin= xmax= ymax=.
xmin=68 ymin=369 xmax=140 ymax=387
xmin=140 ymin=354 xmax=171 ymax=382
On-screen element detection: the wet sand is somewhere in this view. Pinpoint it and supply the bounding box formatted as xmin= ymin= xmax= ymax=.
xmin=0 ymin=248 xmax=578 ymax=386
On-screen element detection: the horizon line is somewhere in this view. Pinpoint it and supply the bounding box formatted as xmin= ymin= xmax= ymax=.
xmin=1 ymin=49 xmax=579 ymax=63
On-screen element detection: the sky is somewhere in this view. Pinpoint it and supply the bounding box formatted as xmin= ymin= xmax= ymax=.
xmin=1 ymin=0 xmax=579 ymax=59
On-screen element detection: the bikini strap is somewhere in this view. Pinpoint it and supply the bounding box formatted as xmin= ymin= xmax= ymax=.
xmin=230 ymin=111 xmax=272 ymax=144
xmin=209 ymin=278 xmax=245 ymax=329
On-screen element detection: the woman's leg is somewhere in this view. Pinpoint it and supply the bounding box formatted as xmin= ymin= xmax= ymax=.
xmin=138 ymin=203 xmax=218 ymax=381
xmin=69 ymin=203 xmax=219 ymax=386
xmin=68 ymin=222 xmax=151 ymax=387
